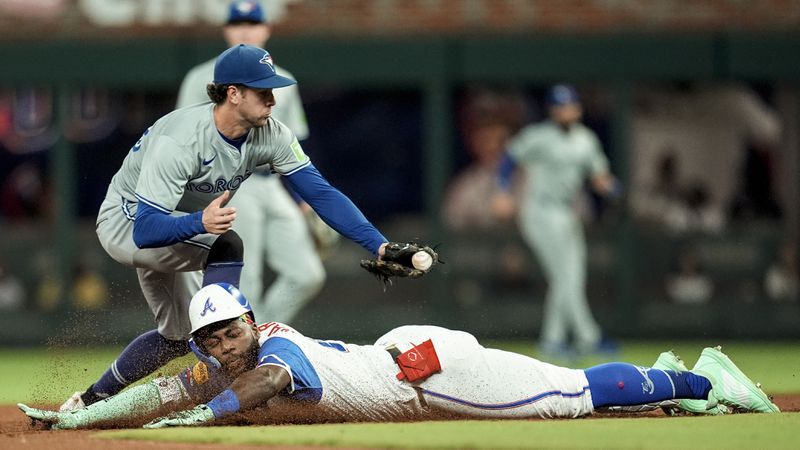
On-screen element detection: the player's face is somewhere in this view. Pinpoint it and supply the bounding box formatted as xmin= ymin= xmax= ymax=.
xmin=200 ymin=319 xmax=260 ymax=378
xmin=223 ymin=22 xmax=271 ymax=47
xmin=549 ymin=103 xmax=583 ymax=127
xmin=237 ymin=87 xmax=276 ymax=128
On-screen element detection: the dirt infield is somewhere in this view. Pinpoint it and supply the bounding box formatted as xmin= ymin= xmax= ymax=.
xmin=2 ymin=395 xmax=798 ymax=450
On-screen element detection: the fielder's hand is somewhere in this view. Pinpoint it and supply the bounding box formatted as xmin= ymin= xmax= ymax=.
xmin=143 ymin=404 xmax=215 ymax=429
xmin=18 ymin=403 xmax=82 ymax=430
xmin=361 ymin=242 xmax=440 ymax=286
xmin=203 ymin=190 xmax=237 ymax=234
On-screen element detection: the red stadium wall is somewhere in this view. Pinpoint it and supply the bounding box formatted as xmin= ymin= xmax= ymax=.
xmin=1 ymin=0 xmax=799 ymax=39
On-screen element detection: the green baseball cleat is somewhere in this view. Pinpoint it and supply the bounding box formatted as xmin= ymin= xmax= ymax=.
xmin=691 ymin=346 xmax=780 ymax=413
xmin=652 ymin=350 xmax=728 ymax=415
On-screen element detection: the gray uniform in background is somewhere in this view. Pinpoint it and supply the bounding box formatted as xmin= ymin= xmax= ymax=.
xmin=97 ymin=103 xmax=309 ymax=339
xmin=176 ymin=59 xmax=325 ymax=324
xmin=508 ymin=120 xmax=609 ymax=353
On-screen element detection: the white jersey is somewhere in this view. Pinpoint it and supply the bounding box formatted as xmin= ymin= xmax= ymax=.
xmin=217 ymin=323 xmax=596 ymax=422
xmin=176 ymin=58 xmax=309 ymax=139
xmin=106 ymin=103 xmax=310 ymax=216
xmin=255 ymin=322 xmax=425 ymax=422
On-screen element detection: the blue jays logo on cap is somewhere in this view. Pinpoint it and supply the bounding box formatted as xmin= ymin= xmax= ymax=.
xmin=546 ymin=84 xmax=580 ymax=106
xmin=235 ymin=1 xmax=257 ymax=14
xmin=259 ymin=53 xmax=274 ymax=71
xmin=227 ymin=0 xmax=265 ymax=24
xmin=213 ymin=44 xmax=297 ymax=90
xmin=200 ymin=298 xmax=217 ymax=317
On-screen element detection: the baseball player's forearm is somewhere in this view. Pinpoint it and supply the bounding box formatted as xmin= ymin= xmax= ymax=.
xmin=87 ymin=377 xmax=190 ymax=424
xmin=206 ymin=365 xmax=291 ymax=419
xmin=590 ymin=173 xmax=622 ymax=198
xmin=133 ymin=203 xmax=205 ymax=248
xmin=143 ymin=365 xmax=291 ymax=429
xmin=22 ymin=377 xmax=191 ymax=429
xmin=285 ymin=165 xmax=387 ymax=255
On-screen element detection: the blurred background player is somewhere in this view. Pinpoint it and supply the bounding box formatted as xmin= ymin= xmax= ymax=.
xmin=176 ymin=0 xmax=330 ymax=324
xmin=493 ymin=84 xmax=620 ymax=358
xmin=442 ymin=87 xmax=527 ymax=231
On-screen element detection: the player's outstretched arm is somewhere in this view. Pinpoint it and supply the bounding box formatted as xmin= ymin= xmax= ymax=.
xmin=18 ymin=376 xmax=192 ymax=430
xmin=591 ymin=172 xmax=622 ymax=198
xmin=144 ymin=365 xmax=291 ymax=428
xmin=284 ymin=164 xmax=387 ymax=255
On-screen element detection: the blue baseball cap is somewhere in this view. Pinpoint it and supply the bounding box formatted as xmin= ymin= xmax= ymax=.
xmin=213 ymin=44 xmax=297 ymax=89
xmin=545 ymin=84 xmax=580 ymax=106
xmin=227 ymin=0 xmax=266 ymax=24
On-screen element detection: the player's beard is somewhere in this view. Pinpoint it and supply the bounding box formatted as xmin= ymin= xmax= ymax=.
xmin=222 ymin=338 xmax=260 ymax=378
xmin=246 ymin=113 xmax=270 ymax=129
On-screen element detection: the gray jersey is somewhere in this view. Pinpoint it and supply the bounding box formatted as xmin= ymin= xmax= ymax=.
xmin=508 ymin=120 xmax=607 ymax=351
xmin=508 ymin=121 xmax=608 ymax=207
xmin=107 ymin=103 xmax=309 ymax=216
xmin=176 ymin=58 xmax=309 ymax=139
xmin=175 ymin=54 xmax=324 ymax=326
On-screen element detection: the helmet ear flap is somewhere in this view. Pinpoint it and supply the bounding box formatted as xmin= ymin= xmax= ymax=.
xmin=188 ymin=338 xmax=221 ymax=369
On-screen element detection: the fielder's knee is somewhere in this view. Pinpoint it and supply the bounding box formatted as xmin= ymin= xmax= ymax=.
xmin=202 ymin=231 xmax=245 ymax=288
xmin=205 ymin=230 xmax=244 ymax=267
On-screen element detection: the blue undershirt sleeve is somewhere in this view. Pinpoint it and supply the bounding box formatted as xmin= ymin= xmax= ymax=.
xmin=133 ymin=202 xmax=206 ymax=248
xmin=496 ymin=153 xmax=517 ymax=191
xmin=281 ymin=178 xmax=304 ymax=204
xmin=284 ymin=164 xmax=387 ymax=255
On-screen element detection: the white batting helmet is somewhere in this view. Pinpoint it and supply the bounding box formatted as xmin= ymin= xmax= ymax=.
xmin=188 ymin=283 xmax=252 ymax=334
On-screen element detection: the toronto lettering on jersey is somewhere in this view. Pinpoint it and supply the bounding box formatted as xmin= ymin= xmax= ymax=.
xmin=185 ymin=172 xmax=252 ymax=194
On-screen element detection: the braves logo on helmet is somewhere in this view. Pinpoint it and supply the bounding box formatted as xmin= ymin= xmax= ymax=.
xmin=189 ymin=282 xmax=253 ymax=334
xmin=200 ymin=297 xmax=216 ymax=317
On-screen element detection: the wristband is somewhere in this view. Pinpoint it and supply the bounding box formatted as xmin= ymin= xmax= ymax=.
xmin=207 ymin=388 xmax=241 ymax=419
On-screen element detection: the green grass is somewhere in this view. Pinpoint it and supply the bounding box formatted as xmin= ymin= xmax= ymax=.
xmin=100 ymin=414 xmax=800 ymax=449
xmin=2 ymin=341 xmax=799 ymax=405
xmin=0 ymin=347 xmax=196 ymax=405
xmin=4 ymin=341 xmax=799 ymax=449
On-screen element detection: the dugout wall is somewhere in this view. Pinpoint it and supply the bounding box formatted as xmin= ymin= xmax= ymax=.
xmin=0 ymin=32 xmax=798 ymax=343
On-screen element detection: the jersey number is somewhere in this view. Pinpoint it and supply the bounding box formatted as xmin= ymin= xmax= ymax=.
xmin=131 ymin=126 xmax=152 ymax=152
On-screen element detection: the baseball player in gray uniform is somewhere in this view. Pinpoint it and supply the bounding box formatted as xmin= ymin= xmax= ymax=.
xmin=495 ymin=85 xmax=620 ymax=358
xmin=23 ymin=282 xmax=777 ymax=430
xmin=177 ymin=0 xmax=327 ymax=325
xmin=59 ymin=43 xmax=390 ymax=413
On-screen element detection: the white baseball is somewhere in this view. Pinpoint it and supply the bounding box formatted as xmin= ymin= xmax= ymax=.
xmin=411 ymin=251 xmax=433 ymax=271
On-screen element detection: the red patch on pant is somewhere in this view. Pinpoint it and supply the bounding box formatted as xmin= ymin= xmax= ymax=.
xmin=393 ymin=339 xmax=441 ymax=382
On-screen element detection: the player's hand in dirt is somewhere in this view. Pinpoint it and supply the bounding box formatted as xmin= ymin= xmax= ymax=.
xmin=18 ymin=403 xmax=81 ymax=430
xmin=202 ymin=190 xmax=237 ymax=234
xmin=143 ymin=404 xmax=215 ymax=428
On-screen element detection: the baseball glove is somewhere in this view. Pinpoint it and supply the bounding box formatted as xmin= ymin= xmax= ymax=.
xmin=360 ymin=242 xmax=440 ymax=284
